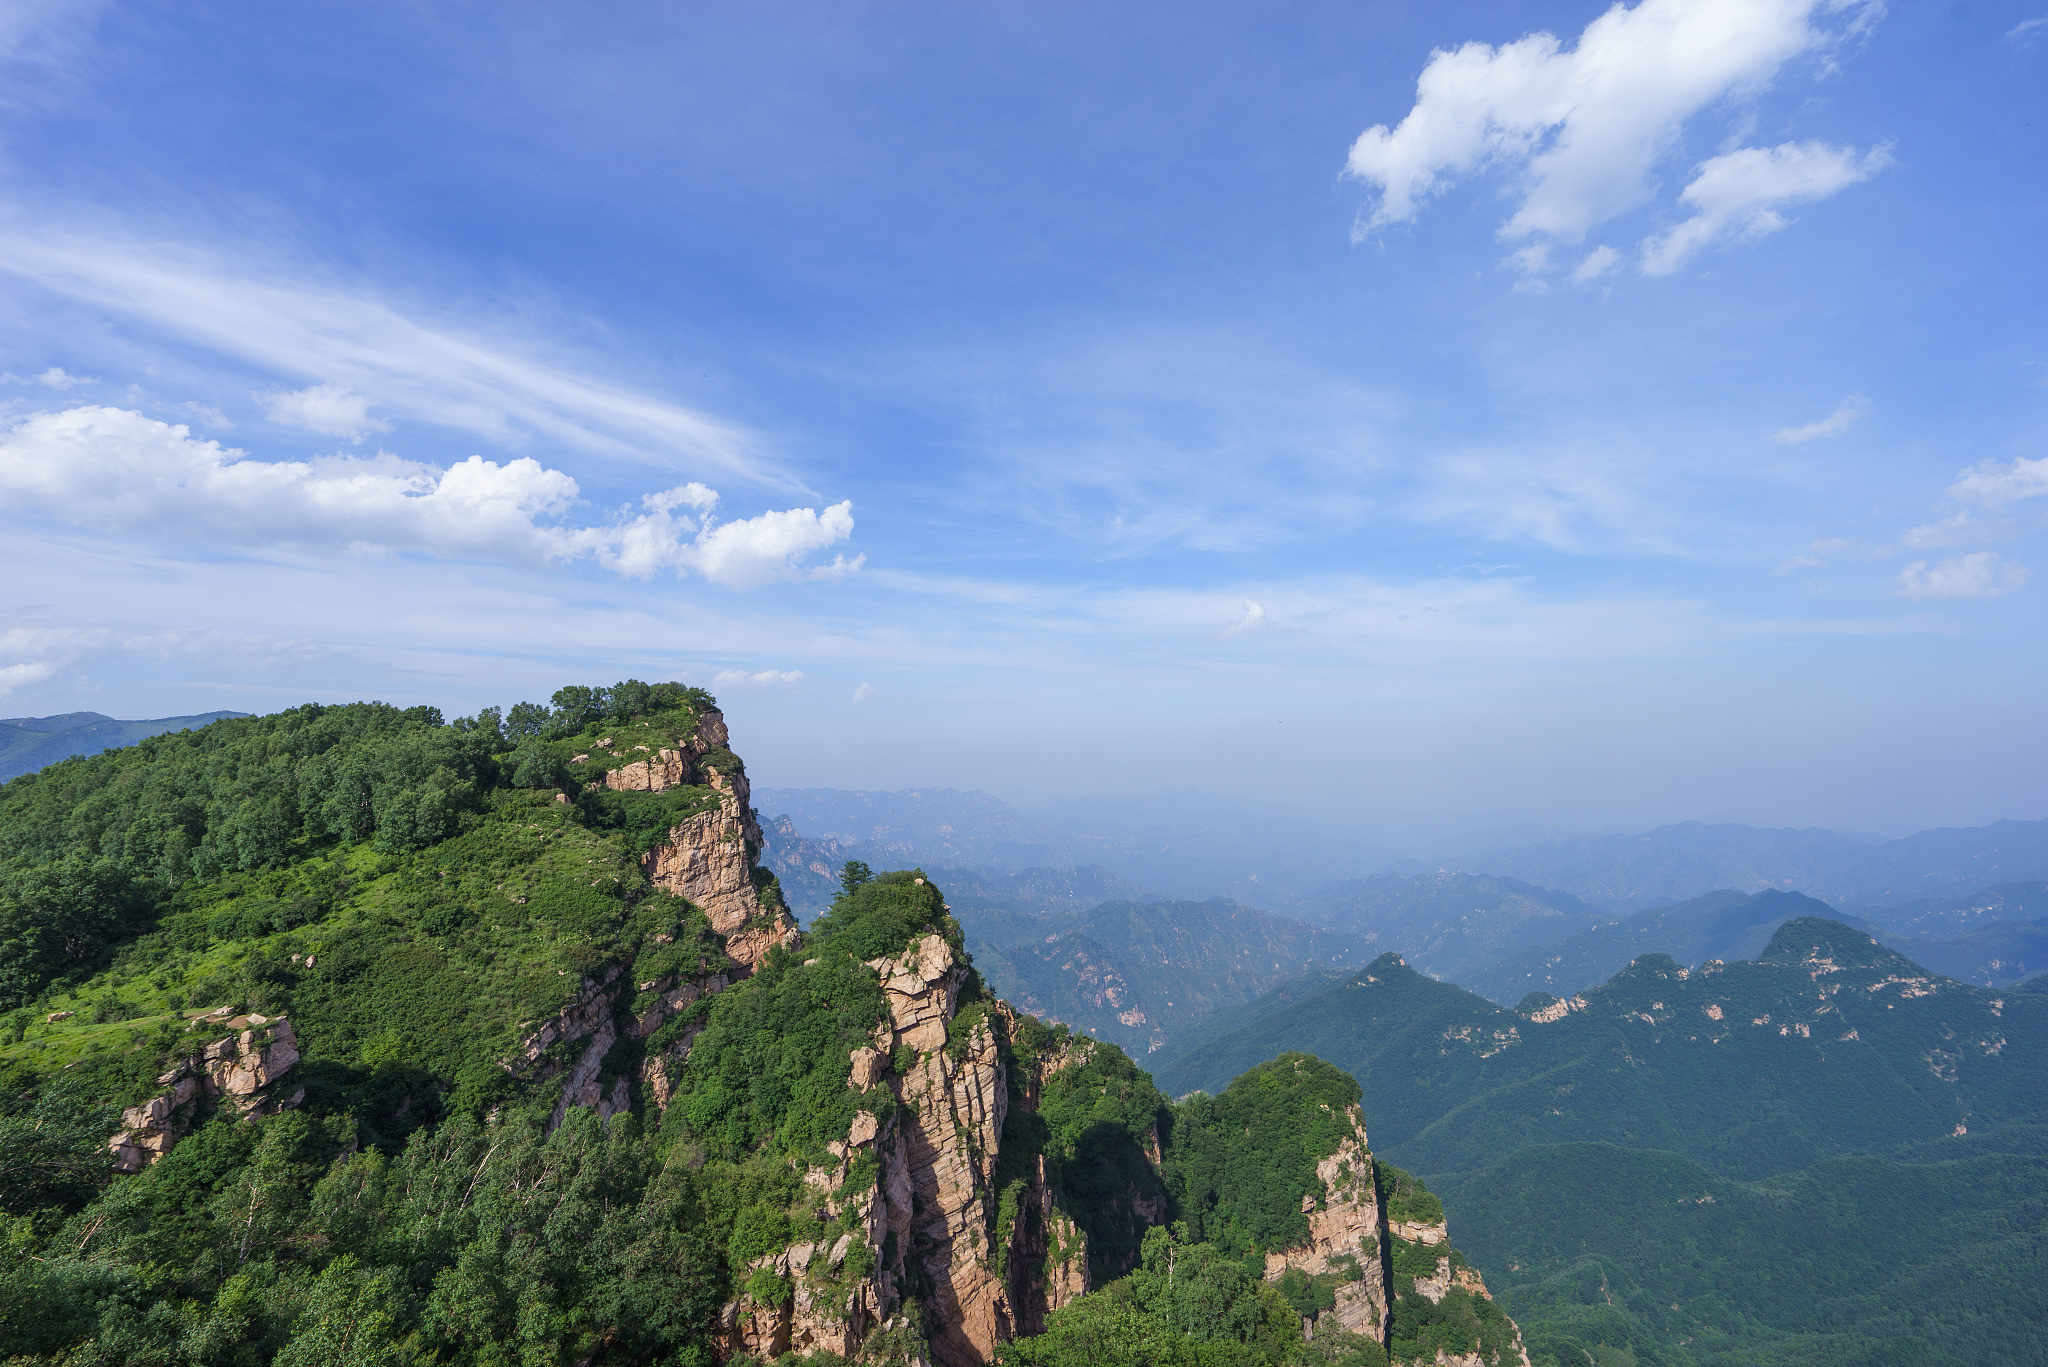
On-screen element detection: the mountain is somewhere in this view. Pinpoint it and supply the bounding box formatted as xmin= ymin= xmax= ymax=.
xmin=1148 ymin=920 xmax=2048 ymax=1366
xmin=1453 ymin=888 xmax=1856 ymax=1005
xmin=1450 ymin=887 xmax=2046 ymax=1004
xmin=1422 ymin=817 xmax=2048 ymax=910
xmin=968 ymin=898 xmax=1373 ymax=1054
xmin=752 ymin=785 xmax=1378 ymax=902
xmin=0 ymin=709 xmax=250 ymax=781
xmin=1848 ymin=879 xmax=2048 ymax=936
xmin=1287 ymin=870 xmax=1600 ymax=987
xmin=0 ymin=689 xmax=1520 ymax=1367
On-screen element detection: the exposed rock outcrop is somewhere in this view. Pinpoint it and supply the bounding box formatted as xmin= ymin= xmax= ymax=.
xmin=1385 ymin=1200 xmax=1533 ymax=1367
xmin=631 ymin=709 xmax=800 ymax=974
xmin=717 ymin=934 xmax=1090 ymax=1366
xmin=107 ymin=1014 xmax=304 ymax=1173
xmin=1262 ymin=1103 xmax=1390 ymax=1342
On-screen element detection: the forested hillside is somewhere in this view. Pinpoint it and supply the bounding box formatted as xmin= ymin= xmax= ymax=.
xmin=0 ymin=691 xmax=1523 ymax=1367
xmin=1150 ymin=920 xmax=2048 ymax=1366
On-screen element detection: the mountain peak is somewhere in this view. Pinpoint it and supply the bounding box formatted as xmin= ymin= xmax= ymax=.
xmin=1758 ymin=915 xmax=1919 ymax=972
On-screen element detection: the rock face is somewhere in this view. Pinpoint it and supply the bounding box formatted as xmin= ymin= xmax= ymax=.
xmin=1385 ymin=1200 xmax=1533 ymax=1367
xmin=630 ymin=708 xmax=800 ymax=974
xmin=107 ymin=1014 xmax=304 ymax=1173
xmin=1262 ymin=1103 xmax=1389 ymax=1342
xmin=717 ymin=934 xmax=1091 ymax=1366
xmin=510 ymin=961 xmax=732 ymax=1129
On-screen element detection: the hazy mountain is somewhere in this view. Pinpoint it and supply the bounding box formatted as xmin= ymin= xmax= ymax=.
xmin=1419 ymin=817 xmax=2048 ymax=910
xmin=0 ymin=710 xmax=250 ymax=781
xmin=1286 ymin=871 xmax=1600 ymax=987
xmin=1848 ymin=880 xmax=2048 ymax=936
xmin=751 ymin=784 xmax=1380 ymax=901
xmin=1454 ymin=888 xmax=1854 ymax=1005
xmin=969 ymin=898 xmax=1374 ymax=1054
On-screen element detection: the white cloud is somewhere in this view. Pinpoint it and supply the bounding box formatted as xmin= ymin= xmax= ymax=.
xmin=1896 ymin=552 xmax=2028 ymax=599
xmin=0 ymin=405 xmax=859 ymax=589
xmin=1345 ymin=0 xmax=1875 ymax=247
xmin=0 ymin=621 xmax=331 ymax=701
xmin=1771 ymin=554 xmax=1825 ymax=574
xmin=35 ymin=366 xmax=90 ymax=389
xmin=686 ymin=503 xmax=863 ymax=589
xmin=851 ymin=682 xmax=878 ymax=703
xmin=1901 ymin=456 xmax=2048 ymax=549
xmin=264 ymin=382 xmax=390 ymax=440
xmin=1220 ymin=599 xmax=1270 ymax=638
xmin=1947 ymin=454 xmax=2048 ymax=506
xmin=711 ymin=668 xmax=804 ymax=691
xmin=1571 ymin=246 xmax=1622 ymax=283
xmin=2007 ymin=15 xmax=2048 ymax=43
xmin=0 ymin=234 xmax=777 ymax=484
xmin=1643 ymin=141 xmax=1891 ymax=274
xmin=1769 ymin=393 xmax=1870 ymax=444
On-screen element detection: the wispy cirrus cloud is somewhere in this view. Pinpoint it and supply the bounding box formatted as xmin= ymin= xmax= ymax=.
xmin=0 ymin=232 xmax=783 ymax=485
xmin=0 ymin=405 xmax=860 ymax=589
xmin=1770 ymin=393 xmax=1869 ymax=444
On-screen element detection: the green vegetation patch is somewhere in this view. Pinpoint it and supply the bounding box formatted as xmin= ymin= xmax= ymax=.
xmin=1164 ymin=1052 xmax=1363 ymax=1257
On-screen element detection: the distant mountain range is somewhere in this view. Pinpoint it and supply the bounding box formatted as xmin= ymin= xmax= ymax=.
xmin=1142 ymin=918 xmax=2048 ymax=1366
xmin=0 ymin=710 xmax=251 ymax=781
xmin=751 ymin=784 xmax=1382 ymax=902
xmin=966 ymin=897 xmax=1373 ymax=1054
xmin=1411 ymin=817 xmax=2048 ymax=909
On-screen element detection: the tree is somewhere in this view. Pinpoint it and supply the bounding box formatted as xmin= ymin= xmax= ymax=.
xmin=839 ymin=861 xmax=873 ymax=896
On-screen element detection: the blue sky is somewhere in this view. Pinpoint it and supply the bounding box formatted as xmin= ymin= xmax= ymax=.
xmin=0 ymin=0 xmax=2042 ymax=844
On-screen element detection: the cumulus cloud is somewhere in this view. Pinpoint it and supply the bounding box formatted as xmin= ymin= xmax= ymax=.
xmin=1947 ymin=454 xmax=2048 ymax=506
xmin=1769 ymin=393 xmax=1870 ymax=444
xmin=851 ymin=682 xmax=878 ymax=704
xmin=264 ymin=382 xmax=390 ymax=439
xmin=1344 ymin=0 xmax=1883 ymax=272
xmin=1896 ymin=552 xmax=2028 ymax=599
xmin=1643 ymin=141 xmax=1890 ymax=274
xmin=36 ymin=366 xmax=89 ymax=389
xmin=0 ymin=405 xmax=859 ymax=589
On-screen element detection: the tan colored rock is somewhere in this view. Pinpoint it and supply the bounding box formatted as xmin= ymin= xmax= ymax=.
xmin=849 ymin=1045 xmax=887 ymax=1090
xmin=1263 ymin=1104 xmax=1389 ymax=1341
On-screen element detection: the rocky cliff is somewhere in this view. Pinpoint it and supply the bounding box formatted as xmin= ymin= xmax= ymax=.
xmin=606 ymin=707 xmax=800 ymax=972
xmin=1260 ymin=1103 xmax=1389 ymax=1342
xmin=712 ymin=928 xmax=1092 ymax=1365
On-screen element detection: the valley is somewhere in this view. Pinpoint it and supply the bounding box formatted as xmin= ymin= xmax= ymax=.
xmin=1 ymin=696 xmax=2043 ymax=1367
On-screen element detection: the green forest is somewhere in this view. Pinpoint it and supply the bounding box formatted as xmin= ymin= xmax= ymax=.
xmin=0 ymin=691 xmax=1512 ymax=1367
xmin=3 ymin=691 xmax=2042 ymax=1367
